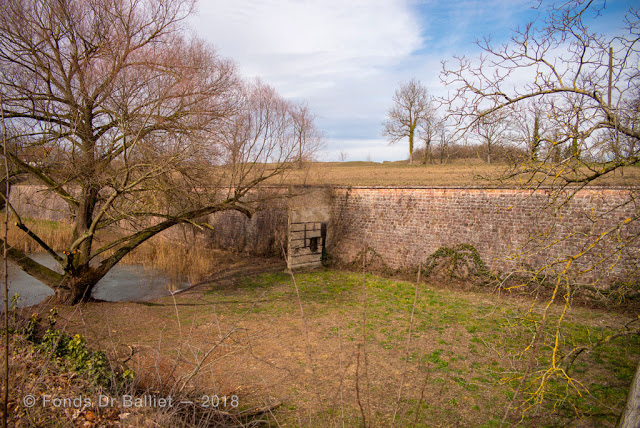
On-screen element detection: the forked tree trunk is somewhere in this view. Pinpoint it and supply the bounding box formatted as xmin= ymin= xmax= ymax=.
xmin=617 ymin=361 xmax=640 ymax=428
xmin=50 ymin=269 xmax=103 ymax=305
xmin=52 ymin=286 xmax=87 ymax=305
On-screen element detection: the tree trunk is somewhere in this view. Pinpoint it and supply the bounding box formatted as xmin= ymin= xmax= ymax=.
xmin=51 ymin=287 xmax=86 ymax=305
xmin=49 ymin=270 xmax=101 ymax=305
xmin=617 ymin=360 xmax=640 ymax=428
xmin=73 ymin=184 xmax=99 ymax=266
xmin=408 ymin=128 xmax=414 ymax=165
xmin=422 ymin=139 xmax=431 ymax=165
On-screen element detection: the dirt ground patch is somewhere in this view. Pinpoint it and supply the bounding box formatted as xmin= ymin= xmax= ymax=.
xmin=35 ymin=260 xmax=640 ymax=427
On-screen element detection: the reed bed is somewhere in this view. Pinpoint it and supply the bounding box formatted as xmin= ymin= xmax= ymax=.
xmin=7 ymin=218 xmax=214 ymax=285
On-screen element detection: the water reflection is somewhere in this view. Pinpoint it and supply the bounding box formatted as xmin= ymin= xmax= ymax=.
xmin=2 ymin=253 xmax=189 ymax=308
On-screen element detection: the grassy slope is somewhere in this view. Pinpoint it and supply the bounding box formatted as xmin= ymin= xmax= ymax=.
xmin=279 ymin=160 xmax=640 ymax=187
xmin=53 ymin=269 xmax=639 ymax=427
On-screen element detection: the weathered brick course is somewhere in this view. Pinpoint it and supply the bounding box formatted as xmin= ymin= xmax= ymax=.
xmin=327 ymin=187 xmax=639 ymax=285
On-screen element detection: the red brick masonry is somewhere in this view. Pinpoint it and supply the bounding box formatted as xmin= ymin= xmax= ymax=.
xmin=12 ymin=184 xmax=639 ymax=286
xmin=328 ymin=187 xmax=639 ymax=286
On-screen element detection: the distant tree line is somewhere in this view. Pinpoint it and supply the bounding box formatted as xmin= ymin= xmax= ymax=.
xmin=385 ymin=79 xmax=639 ymax=166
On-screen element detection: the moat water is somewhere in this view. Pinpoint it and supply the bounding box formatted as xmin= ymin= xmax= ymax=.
xmin=3 ymin=253 xmax=188 ymax=308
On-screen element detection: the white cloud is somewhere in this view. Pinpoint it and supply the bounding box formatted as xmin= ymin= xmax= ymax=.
xmin=191 ymin=0 xmax=423 ymax=97
xmin=190 ymin=0 xmax=628 ymax=161
xmin=190 ymin=0 xmax=427 ymax=161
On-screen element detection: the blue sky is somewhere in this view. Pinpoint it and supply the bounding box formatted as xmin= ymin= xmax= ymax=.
xmin=190 ymin=0 xmax=632 ymax=162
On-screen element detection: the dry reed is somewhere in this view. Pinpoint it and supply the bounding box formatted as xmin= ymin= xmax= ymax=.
xmin=7 ymin=218 xmax=215 ymax=285
xmin=7 ymin=218 xmax=72 ymax=253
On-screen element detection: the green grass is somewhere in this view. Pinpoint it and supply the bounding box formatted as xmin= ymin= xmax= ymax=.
xmin=209 ymin=269 xmax=639 ymax=426
xmin=62 ymin=268 xmax=639 ymax=427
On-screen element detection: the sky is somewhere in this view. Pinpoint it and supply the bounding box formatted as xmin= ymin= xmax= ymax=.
xmin=189 ymin=0 xmax=632 ymax=162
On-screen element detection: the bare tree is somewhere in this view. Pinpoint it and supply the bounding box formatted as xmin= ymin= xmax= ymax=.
xmin=419 ymin=113 xmax=442 ymax=164
xmin=0 ymin=0 xmax=320 ymax=304
xmin=442 ymin=1 xmax=640 ymax=424
xmin=222 ymin=79 xmax=321 ymax=186
xmin=474 ymin=110 xmax=512 ymax=164
xmin=433 ymin=121 xmax=459 ymax=164
xmin=435 ymin=126 xmax=451 ymax=164
xmin=511 ymin=100 xmax=548 ymax=161
xmin=382 ymin=79 xmax=437 ymax=165
xmin=442 ymin=2 xmax=640 ymax=172
xmin=338 ymin=150 xmax=348 ymax=162
xmin=291 ymin=101 xmax=324 ymax=167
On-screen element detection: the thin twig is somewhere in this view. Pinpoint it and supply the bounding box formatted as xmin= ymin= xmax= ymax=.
xmin=1 ymin=89 xmax=9 ymax=428
xmin=178 ymin=327 xmax=238 ymax=394
xmin=412 ymin=363 xmax=431 ymax=427
xmin=360 ymin=246 xmax=372 ymax=425
xmin=338 ymin=324 xmax=345 ymax=428
xmin=356 ymin=344 xmax=367 ymax=428
xmin=282 ymin=244 xmax=324 ymax=425
xmin=392 ymin=262 xmax=421 ymax=427
xmin=500 ymin=313 xmax=549 ymax=427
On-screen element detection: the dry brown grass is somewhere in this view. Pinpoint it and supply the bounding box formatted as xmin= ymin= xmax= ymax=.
xmin=4 ymin=313 xmax=260 ymax=427
xmin=280 ymin=159 xmax=495 ymax=187
xmin=7 ymin=218 xmax=217 ymax=285
xmin=8 ymin=218 xmax=73 ymax=254
xmin=48 ymin=268 xmax=639 ymax=427
xmin=278 ymin=160 xmax=640 ymax=187
xmin=122 ymin=238 xmax=223 ymax=285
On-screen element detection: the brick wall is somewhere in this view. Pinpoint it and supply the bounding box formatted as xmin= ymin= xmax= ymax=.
xmin=328 ymin=187 xmax=640 ymax=285
xmin=10 ymin=184 xmax=640 ymax=285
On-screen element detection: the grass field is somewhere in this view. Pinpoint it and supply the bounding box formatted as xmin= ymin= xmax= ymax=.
xmin=8 ymin=160 xmax=640 ymax=426
xmin=280 ymin=160 xmax=640 ymax=187
xmin=41 ymin=268 xmax=639 ymax=427
xmin=16 ymin=158 xmax=640 ymax=188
